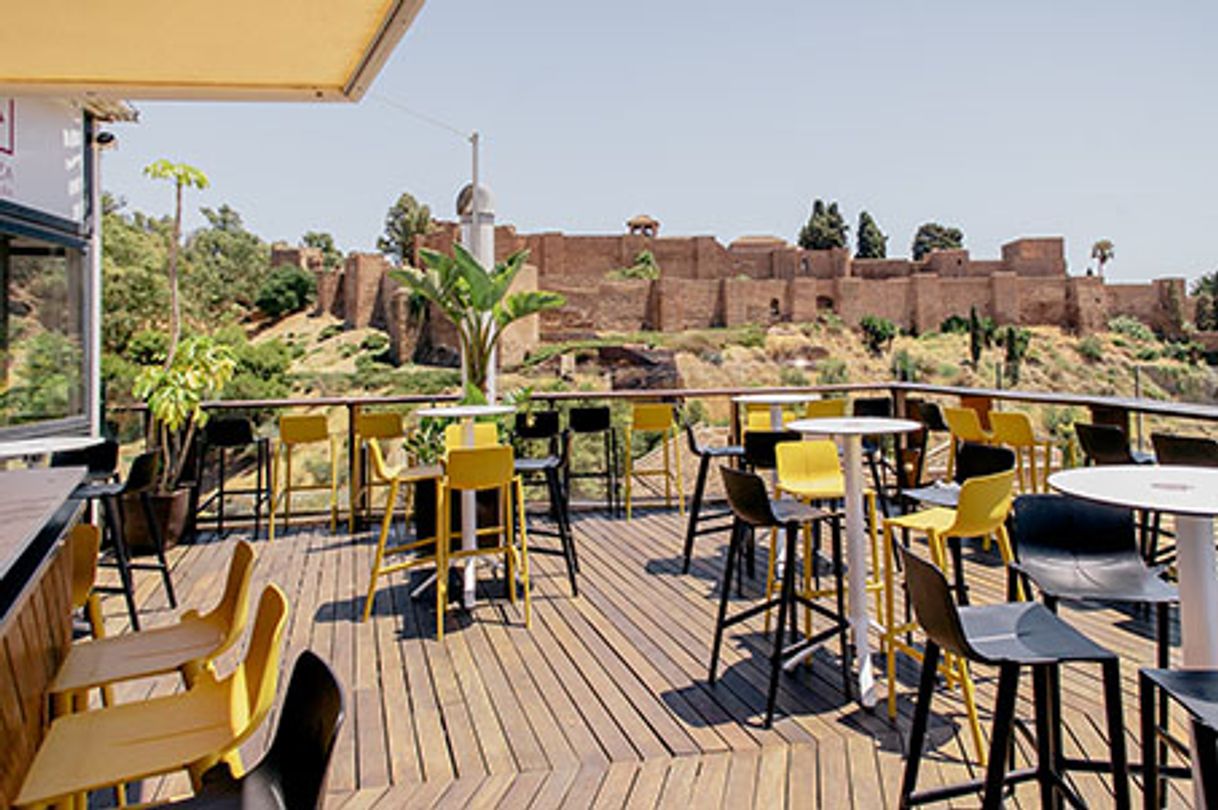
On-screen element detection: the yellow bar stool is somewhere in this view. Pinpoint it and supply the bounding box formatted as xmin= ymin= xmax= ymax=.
xmin=802 ymin=398 xmax=848 ymax=419
xmin=16 ymin=585 xmax=290 ymax=809
xmin=773 ymin=440 xmax=882 ymax=635
xmin=943 ymin=406 xmax=993 ymax=480
xmin=989 ymin=411 xmax=1054 ymax=493
xmin=51 ymin=540 xmax=257 ymax=715
xmin=439 ymin=445 xmax=530 ymax=638
xmin=361 ymin=439 xmax=444 ymax=628
xmin=624 ymin=403 xmax=684 ymax=520
xmin=880 ymin=469 xmax=1018 ymax=765
xmin=270 ymin=413 xmax=339 ymax=540
xmin=349 ymin=411 xmax=405 ymax=532
xmin=444 ymin=421 xmax=500 ymax=451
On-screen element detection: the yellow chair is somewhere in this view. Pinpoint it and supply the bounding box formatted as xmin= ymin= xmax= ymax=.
xmin=773 ymin=440 xmax=882 ymax=635
xmin=802 ymin=398 xmax=849 ymax=419
xmin=444 ymin=421 xmax=500 ymax=451
xmin=943 ymin=406 xmax=993 ymax=479
xmin=50 ymin=540 xmax=257 ymax=714
xmin=989 ymin=411 xmax=1054 ymax=493
xmin=624 ymin=403 xmax=684 ymax=520
xmin=16 ymin=584 xmax=290 ymax=808
xmin=880 ymin=469 xmax=1018 ymax=765
xmin=270 ymin=413 xmax=339 ymax=540
xmin=349 ymin=411 xmax=405 ymax=532
xmin=361 ymin=439 xmax=445 ymax=626
xmin=439 ymin=445 xmax=530 ymax=638
xmin=66 ymin=524 xmax=113 ymax=709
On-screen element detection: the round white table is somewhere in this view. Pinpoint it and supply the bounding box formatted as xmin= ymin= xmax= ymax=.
xmin=1050 ymin=464 xmax=1218 ymax=805
xmin=733 ymin=392 xmax=825 ymax=430
xmin=786 ymin=416 xmax=922 ymax=706
xmin=0 ymin=435 xmax=102 ymax=462
xmin=416 ymin=404 xmax=514 ymax=607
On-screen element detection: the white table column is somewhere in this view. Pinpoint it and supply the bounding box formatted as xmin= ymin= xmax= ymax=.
xmin=841 ymin=433 xmax=875 ymax=705
xmin=460 ymin=417 xmax=478 ymax=607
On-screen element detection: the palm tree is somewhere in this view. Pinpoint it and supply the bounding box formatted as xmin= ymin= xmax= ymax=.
xmin=1091 ymin=239 xmax=1115 ymax=279
xmin=390 ymin=245 xmax=565 ymax=400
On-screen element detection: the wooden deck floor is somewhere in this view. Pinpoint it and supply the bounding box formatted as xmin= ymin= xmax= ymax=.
xmin=98 ymin=503 xmax=1197 ymax=808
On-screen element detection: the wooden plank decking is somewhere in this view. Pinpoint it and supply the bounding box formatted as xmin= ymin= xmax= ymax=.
xmin=96 ymin=504 xmax=1196 ymax=808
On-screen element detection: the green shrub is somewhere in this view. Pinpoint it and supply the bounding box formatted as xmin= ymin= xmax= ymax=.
xmin=255 ymin=265 xmax=316 ymax=318
xmin=737 ymin=324 xmax=766 ymax=349
xmin=1077 ymin=336 xmax=1103 ymax=362
xmin=126 ymin=329 xmax=168 ymax=365
xmin=318 ymin=324 xmax=343 ymax=342
xmin=890 ymin=349 xmax=919 ymax=381
xmin=1108 ymin=315 xmax=1155 ymax=342
xmin=1134 ymin=346 xmax=1161 ymax=362
xmin=605 ymin=250 xmax=661 ymax=281
xmin=940 ymin=314 xmax=970 ymax=334
xmin=859 ymin=315 xmax=897 ymax=355
xmin=1165 ymin=340 xmax=1203 ymax=365
xmin=779 ymin=366 xmax=809 ymax=387
xmin=815 ymin=358 xmax=849 ymax=385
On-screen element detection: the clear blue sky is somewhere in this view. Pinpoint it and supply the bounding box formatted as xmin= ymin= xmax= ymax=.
xmin=101 ymin=0 xmax=1218 ymax=284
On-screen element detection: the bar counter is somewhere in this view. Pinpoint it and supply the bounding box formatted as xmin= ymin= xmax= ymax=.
xmin=0 ymin=467 xmax=85 ymax=807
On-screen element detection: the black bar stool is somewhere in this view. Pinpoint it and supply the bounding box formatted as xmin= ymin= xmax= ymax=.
xmin=195 ymin=417 xmax=270 ymax=539
xmin=51 ymin=438 xmax=119 ymax=483
xmin=566 ymin=405 xmax=619 ymax=516
xmin=515 ymin=428 xmax=579 ymax=596
xmin=710 ymin=466 xmax=848 ymax=727
xmin=681 ymin=423 xmax=744 ymax=573
xmin=897 ymin=545 xmax=1130 ymax=809
xmin=1077 ymin=422 xmax=1161 ymax=561
xmin=1139 ymin=668 xmax=1218 ymax=809
xmin=73 ymin=452 xmax=178 ymax=631
xmin=514 ymin=410 xmax=561 ymax=455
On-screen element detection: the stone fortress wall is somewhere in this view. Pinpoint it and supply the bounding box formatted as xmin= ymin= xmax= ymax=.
xmin=275 ymin=222 xmax=1191 ymax=365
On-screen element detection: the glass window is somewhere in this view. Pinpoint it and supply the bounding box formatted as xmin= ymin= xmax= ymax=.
xmin=0 ymin=232 xmax=86 ymax=426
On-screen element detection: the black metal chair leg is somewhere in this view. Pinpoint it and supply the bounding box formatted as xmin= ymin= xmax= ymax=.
xmin=254 ymin=440 xmax=265 ymax=540
xmin=547 ymin=467 xmax=579 ymax=597
xmin=1140 ymin=672 xmax=1159 ymax=810
xmin=1195 ymin=722 xmax=1218 ymax=810
xmin=217 ymin=448 xmax=227 ymax=537
xmin=1101 ymin=659 xmax=1131 ymax=810
xmin=142 ymin=490 xmax=177 ymax=609
xmin=709 ymin=518 xmax=742 ymax=684
xmin=108 ymin=496 xmax=141 ymax=631
xmin=764 ymin=524 xmax=798 ymax=728
xmin=1155 ymin=601 xmax=1169 ymax=809
xmin=682 ymin=456 xmax=710 ymax=573
xmin=981 ymin=663 xmax=1022 ymax=810
xmin=1032 ymin=665 xmax=1060 ymax=808
xmin=831 ymin=514 xmax=851 ymax=699
xmin=899 ymin=642 xmax=941 ymax=808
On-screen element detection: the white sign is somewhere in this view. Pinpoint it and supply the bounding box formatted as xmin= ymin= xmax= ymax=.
xmin=0 ymin=97 xmax=84 ymax=225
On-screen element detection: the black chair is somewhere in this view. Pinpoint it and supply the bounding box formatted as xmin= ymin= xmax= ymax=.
xmin=710 ymin=466 xmax=848 ymax=727
xmin=1151 ymin=431 xmax=1218 ymax=468
xmin=162 ymin=650 xmax=346 ymax=810
xmin=515 ymin=428 xmax=579 ymax=596
xmin=514 ymin=409 xmax=561 ymax=452
xmin=681 ymin=423 xmax=745 ymax=573
xmin=902 ymin=441 xmax=1015 ymax=510
xmin=1140 ymin=668 xmax=1218 ymax=809
xmin=50 ymin=438 xmax=119 ymax=483
xmin=898 ymin=400 xmax=945 ymax=490
xmin=853 ymin=396 xmax=902 ymax=516
xmin=897 ymin=545 xmax=1130 ymax=809
xmin=566 ymin=406 xmax=620 ymax=516
xmin=73 ymin=451 xmax=177 ymax=631
xmin=742 ymin=429 xmax=800 ymax=472
xmin=1076 ymin=422 xmax=1154 ymax=465
xmin=195 ymin=417 xmax=270 ymax=540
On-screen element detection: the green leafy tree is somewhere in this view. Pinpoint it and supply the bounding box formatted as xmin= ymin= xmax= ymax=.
xmin=968 ymin=306 xmax=983 ymax=365
xmin=1192 ymin=270 xmax=1218 ymax=330
xmin=912 ymin=222 xmax=964 ymax=260
xmin=143 ymin=159 xmax=209 ymax=368
xmin=255 ymin=265 xmax=317 ymax=319
xmin=798 ymin=199 xmax=849 ymax=250
xmin=302 ymin=231 xmax=343 ymax=270
xmin=1091 ymin=239 xmax=1115 ymax=278
xmin=100 ymin=199 xmax=171 ymax=354
xmin=389 ymin=245 xmax=565 ymax=398
xmin=2 ymin=331 xmax=82 ymax=422
xmin=856 ymin=211 xmax=887 ymax=259
xmin=377 ymin=192 xmax=433 ymax=266
xmin=182 ymin=205 xmax=270 ymax=315
xmin=859 ymin=315 xmax=897 ymax=355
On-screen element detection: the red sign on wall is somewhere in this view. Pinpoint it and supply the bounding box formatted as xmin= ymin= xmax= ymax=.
xmin=0 ymin=99 xmax=13 ymax=155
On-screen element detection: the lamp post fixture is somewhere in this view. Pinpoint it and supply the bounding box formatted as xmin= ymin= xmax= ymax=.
xmin=458 ymin=130 xmax=498 ymax=402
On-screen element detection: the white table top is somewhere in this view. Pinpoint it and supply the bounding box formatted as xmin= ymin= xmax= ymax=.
xmin=415 ymin=404 xmax=514 ymax=420
xmin=1049 ymin=465 xmax=1218 ymax=517
xmin=733 ymin=392 xmax=823 ymax=405
xmin=786 ymin=416 xmax=922 ymax=436
xmin=0 ymin=435 xmax=102 ymax=460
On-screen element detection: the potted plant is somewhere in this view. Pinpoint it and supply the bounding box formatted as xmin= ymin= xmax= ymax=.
xmin=131 ymin=335 xmax=236 ymax=548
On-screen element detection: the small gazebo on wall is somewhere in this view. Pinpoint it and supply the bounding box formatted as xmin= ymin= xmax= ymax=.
xmin=627 ymin=214 xmax=660 ymax=238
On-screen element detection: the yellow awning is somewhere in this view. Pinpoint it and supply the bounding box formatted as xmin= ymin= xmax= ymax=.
xmin=0 ymin=0 xmax=426 ymax=102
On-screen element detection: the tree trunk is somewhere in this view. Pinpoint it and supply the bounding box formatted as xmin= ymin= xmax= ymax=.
xmin=164 ymin=180 xmax=182 ymax=369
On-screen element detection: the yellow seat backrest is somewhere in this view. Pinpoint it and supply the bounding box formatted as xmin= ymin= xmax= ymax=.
xmin=776 ymin=440 xmax=843 ymax=489
xmin=989 ymin=411 xmax=1035 ymax=447
xmin=196 ymin=540 xmax=257 ymax=661
xmin=220 ymin=584 xmax=290 ymax=759
xmin=279 ymin=413 xmax=330 ymax=445
xmin=944 ymin=407 xmax=989 ymax=442
xmin=356 ymin=411 xmax=403 ymax=441
xmin=366 ymin=438 xmax=397 ymax=483
xmin=804 ymin=399 xmax=848 ymax=419
xmin=446 ymin=445 xmax=514 ymax=491
xmin=632 ymin=403 xmax=675 ymax=433
xmin=69 ymin=523 xmax=101 ymax=610
xmin=745 ymin=410 xmax=773 ymax=431
xmin=444 ymin=422 xmax=499 ymax=450
xmin=947 ymin=469 xmax=1015 ymax=538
